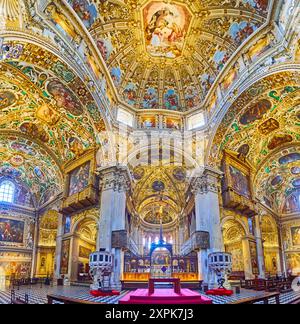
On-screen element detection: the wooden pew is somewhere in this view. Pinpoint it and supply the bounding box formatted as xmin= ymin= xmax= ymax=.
xmin=229 ymin=292 xmax=280 ymax=305
xmin=11 ymin=290 xmax=29 ymax=305
xmin=47 ymin=294 xmax=103 ymax=305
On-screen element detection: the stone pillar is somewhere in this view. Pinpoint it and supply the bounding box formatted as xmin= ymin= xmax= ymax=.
xmin=54 ymin=213 xmax=64 ymax=280
xmin=31 ymin=216 xmax=39 ymax=278
xmin=70 ymin=234 xmax=80 ymax=282
xmin=97 ymin=165 xmax=131 ymax=290
xmin=242 ymin=237 xmax=255 ymax=280
xmin=191 ymin=167 xmax=224 ymax=286
xmin=254 ymin=215 xmax=266 ymax=279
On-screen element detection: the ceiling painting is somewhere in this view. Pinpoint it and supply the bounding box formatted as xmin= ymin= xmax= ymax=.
xmin=88 ymin=0 xmax=270 ymax=111
xmin=143 ymin=1 xmax=192 ymax=59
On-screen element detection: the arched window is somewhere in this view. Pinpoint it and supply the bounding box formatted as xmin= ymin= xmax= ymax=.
xmin=0 ymin=181 xmax=15 ymax=203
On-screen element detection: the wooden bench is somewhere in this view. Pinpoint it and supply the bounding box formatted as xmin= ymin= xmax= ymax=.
xmin=47 ymin=294 xmax=103 ymax=305
xmin=11 ymin=290 xmax=29 ymax=304
xmin=229 ymin=292 xmax=280 ymax=305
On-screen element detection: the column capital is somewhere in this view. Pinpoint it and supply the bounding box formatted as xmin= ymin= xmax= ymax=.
xmin=190 ymin=167 xmax=223 ymax=195
xmin=97 ymin=165 xmax=132 ymax=193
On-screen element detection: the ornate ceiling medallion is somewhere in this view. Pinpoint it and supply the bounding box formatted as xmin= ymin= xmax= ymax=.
xmin=142 ymin=1 xmax=192 ymax=59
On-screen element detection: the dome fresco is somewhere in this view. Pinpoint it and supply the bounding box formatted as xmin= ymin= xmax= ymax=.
xmin=68 ymin=0 xmax=271 ymax=111
xmin=0 ymin=0 xmax=300 ymax=304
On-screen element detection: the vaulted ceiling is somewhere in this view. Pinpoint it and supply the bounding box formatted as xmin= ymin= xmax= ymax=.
xmin=209 ymin=70 xmax=300 ymax=214
xmin=0 ymin=41 xmax=106 ymax=206
xmin=67 ymin=0 xmax=271 ymax=111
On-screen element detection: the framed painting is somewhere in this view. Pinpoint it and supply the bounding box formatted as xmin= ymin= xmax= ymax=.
xmin=68 ymin=161 xmax=90 ymax=196
xmin=249 ymin=241 xmax=259 ymax=275
xmin=221 ymin=150 xmax=255 ymax=216
xmin=60 ymin=239 xmax=70 ymax=275
xmin=62 ymin=149 xmax=97 ymax=213
xmin=0 ymin=218 xmax=24 ymax=244
xmin=79 ymin=246 xmax=92 ymax=259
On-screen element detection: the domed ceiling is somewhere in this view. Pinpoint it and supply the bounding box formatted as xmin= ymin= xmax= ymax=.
xmin=68 ymin=0 xmax=270 ymax=111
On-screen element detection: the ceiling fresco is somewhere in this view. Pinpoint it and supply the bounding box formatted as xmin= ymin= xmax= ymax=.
xmin=64 ymin=0 xmax=271 ymax=111
xmin=0 ymin=134 xmax=62 ymax=206
xmin=209 ymin=71 xmax=300 ymax=213
xmin=131 ymin=165 xmax=188 ymax=225
xmin=0 ymin=41 xmax=107 ymax=206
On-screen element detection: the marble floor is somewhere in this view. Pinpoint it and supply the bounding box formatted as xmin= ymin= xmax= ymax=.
xmin=0 ymin=285 xmax=300 ymax=304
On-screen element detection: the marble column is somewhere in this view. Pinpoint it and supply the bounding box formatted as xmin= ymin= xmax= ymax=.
xmin=254 ymin=215 xmax=266 ymax=279
xmin=70 ymin=234 xmax=80 ymax=282
xmin=97 ymin=165 xmax=131 ymax=290
xmin=54 ymin=213 xmax=64 ymax=280
xmin=191 ymin=167 xmax=224 ymax=285
xmin=242 ymin=237 xmax=255 ymax=280
xmin=30 ymin=216 xmax=39 ymax=278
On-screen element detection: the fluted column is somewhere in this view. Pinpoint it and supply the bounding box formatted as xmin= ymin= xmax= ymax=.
xmin=190 ymin=167 xmax=224 ymax=285
xmin=97 ymin=165 xmax=131 ymax=290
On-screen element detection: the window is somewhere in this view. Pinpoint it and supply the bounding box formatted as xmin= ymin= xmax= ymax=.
xmin=117 ymin=108 xmax=134 ymax=127
xmin=0 ymin=181 xmax=15 ymax=203
xmin=187 ymin=112 xmax=205 ymax=130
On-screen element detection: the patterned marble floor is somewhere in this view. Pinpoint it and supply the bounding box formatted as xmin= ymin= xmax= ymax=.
xmin=0 ymin=285 xmax=299 ymax=304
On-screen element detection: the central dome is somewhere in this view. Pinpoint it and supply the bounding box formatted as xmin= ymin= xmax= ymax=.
xmin=91 ymin=0 xmax=269 ymax=111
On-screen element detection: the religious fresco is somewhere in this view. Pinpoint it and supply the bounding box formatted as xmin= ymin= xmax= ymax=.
xmin=0 ymin=91 xmax=17 ymax=109
xmin=140 ymin=116 xmax=157 ymax=128
xmin=225 ymin=242 xmax=244 ymax=272
xmin=184 ymin=86 xmax=200 ymax=109
xmin=283 ymin=191 xmax=300 ymax=214
xmin=165 ymin=117 xmax=181 ymax=130
xmin=64 ymin=216 xmax=71 ymax=235
xmin=60 ymin=239 xmax=70 ymax=274
xmin=45 ymin=2 xmax=80 ymax=42
xmin=143 ymin=2 xmax=191 ymax=59
xmin=97 ymin=39 xmax=114 ymax=62
xmin=240 ymin=99 xmax=272 ymax=125
xmin=229 ymin=21 xmax=258 ymax=45
xmin=0 ymin=218 xmax=24 ymax=244
xmin=68 ymin=161 xmax=90 ymax=196
xmin=291 ymin=227 xmax=300 ymax=247
xmin=123 ymin=83 xmax=138 ymax=106
xmin=268 ymin=134 xmax=293 ymax=151
xmin=164 ymin=89 xmax=180 ymax=110
xmin=47 ymin=80 xmax=84 ymax=116
xmin=79 ymin=246 xmax=92 ymax=259
xmin=286 ymin=253 xmax=300 ymax=275
xmin=20 ymin=123 xmax=49 ymax=143
xmin=243 ymin=0 xmax=269 ymax=12
xmin=214 ymin=51 xmax=231 ymax=72
xmin=67 ymin=0 xmax=98 ymax=29
xmin=88 ymin=1 xmax=269 ymax=111
xmin=111 ymin=67 xmax=122 ymax=86
xmin=142 ymin=88 xmax=159 ymax=109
